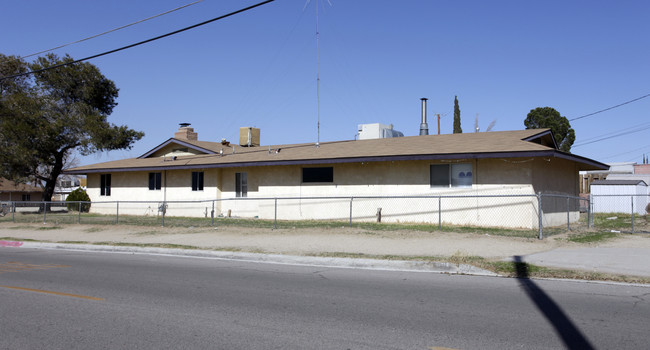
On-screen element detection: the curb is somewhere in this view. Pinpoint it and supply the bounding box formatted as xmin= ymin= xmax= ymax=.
xmin=14 ymin=241 xmax=498 ymax=276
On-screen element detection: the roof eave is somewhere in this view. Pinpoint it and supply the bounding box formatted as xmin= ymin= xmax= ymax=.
xmin=65 ymin=150 xmax=608 ymax=174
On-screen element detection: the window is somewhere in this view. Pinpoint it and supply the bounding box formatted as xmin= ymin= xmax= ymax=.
xmin=60 ymin=180 xmax=72 ymax=188
xmin=149 ymin=172 xmax=161 ymax=190
xmin=302 ymin=167 xmax=333 ymax=183
xmin=192 ymin=171 xmax=204 ymax=191
xmin=235 ymin=172 xmax=247 ymax=197
xmin=22 ymin=194 xmax=31 ymax=201
xmin=430 ymin=163 xmax=472 ymax=188
xmin=100 ymin=174 xmax=111 ymax=196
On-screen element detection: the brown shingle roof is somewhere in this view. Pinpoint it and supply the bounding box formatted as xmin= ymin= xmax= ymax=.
xmin=0 ymin=178 xmax=43 ymax=192
xmin=66 ymin=129 xmax=608 ymax=173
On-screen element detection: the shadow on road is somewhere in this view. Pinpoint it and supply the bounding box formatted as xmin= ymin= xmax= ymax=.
xmin=513 ymin=256 xmax=595 ymax=350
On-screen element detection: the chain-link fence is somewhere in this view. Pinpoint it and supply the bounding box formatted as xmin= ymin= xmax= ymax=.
xmin=589 ymin=194 xmax=650 ymax=233
xmin=2 ymin=193 xmax=623 ymax=239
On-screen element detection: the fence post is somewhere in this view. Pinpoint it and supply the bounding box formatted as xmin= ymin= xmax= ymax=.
xmin=78 ymin=202 xmax=82 ymax=224
xmin=631 ymin=196 xmax=635 ymax=233
xmin=349 ymin=197 xmax=353 ymax=227
xmin=538 ymin=192 xmax=543 ymax=240
xmin=161 ymin=202 xmax=165 ymax=227
xmin=116 ymin=201 xmax=120 ymax=225
xmin=43 ymin=201 xmax=47 ymax=224
xmin=211 ymin=200 xmax=215 ymax=226
xmin=566 ymin=196 xmax=570 ymax=231
xmin=12 ymin=202 xmax=15 ymax=223
xmin=274 ymin=198 xmax=277 ymax=230
xmin=438 ymin=196 xmax=442 ymax=231
xmin=590 ymin=193 xmax=595 ymax=228
xmin=587 ymin=194 xmax=591 ymax=229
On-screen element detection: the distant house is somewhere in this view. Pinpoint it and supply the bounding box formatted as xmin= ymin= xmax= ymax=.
xmin=53 ymin=175 xmax=86 ymax=201
xmin=65 ymin=125 xmax=607 ymax=229
xmin=0 ymin=178 xmax=43 ymax=201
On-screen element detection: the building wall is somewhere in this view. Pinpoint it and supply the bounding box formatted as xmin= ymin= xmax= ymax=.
xmin=591 ymin=184 xmax=649 ymax=215
xmin=635 ymin=164 xmax=650 ymax=175
xmin=88 ymin=169 xmax=220 ymax=217
xmin=85 ymin=157 xmax=582 ymax=229
xmin=0 ymin=191 xmax=42 ymax=201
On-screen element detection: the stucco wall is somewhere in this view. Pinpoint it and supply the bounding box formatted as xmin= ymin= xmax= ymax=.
xmin=85 ymin=157 xmax=582 ymax=229
xmin=88 ymin=169 xmax=219 ymax=217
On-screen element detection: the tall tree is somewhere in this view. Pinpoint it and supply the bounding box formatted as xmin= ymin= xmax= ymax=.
xmin=0 ymin=53 xmax=144 ymax=201
xmin=453 ymin=95 xmax=462 ymax=133
xmin=524 ymin=107 xmax=575 ymax=153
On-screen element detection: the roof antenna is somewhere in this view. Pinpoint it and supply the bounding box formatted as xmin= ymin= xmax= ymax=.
xmin=305 ymin=0 xmax=332 ymax=147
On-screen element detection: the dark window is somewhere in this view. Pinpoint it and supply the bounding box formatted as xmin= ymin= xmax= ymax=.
xmin=192 ymin=172 xmax=204 ymax=191
xmin=22 ymin=194 xmax=31 ymax=201
xmin=302 ymin=167 xmax=333 ymax=183
xmin=235 ymin=172 xmax=247 ymax=197
xmin=149 ymin=172 xmax=161 ymax=190
xmin=100 ymin=174 xmax=111 ymax=196
xmin=430 ymin=164 xmax=472 ymax=188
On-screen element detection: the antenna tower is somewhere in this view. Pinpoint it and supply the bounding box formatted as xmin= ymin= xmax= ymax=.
xmin=316 ymin=0 xmax=320 ymax=146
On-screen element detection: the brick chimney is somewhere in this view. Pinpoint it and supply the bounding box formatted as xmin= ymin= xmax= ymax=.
xmin=174 ymin=123 xmax=198 ymax=141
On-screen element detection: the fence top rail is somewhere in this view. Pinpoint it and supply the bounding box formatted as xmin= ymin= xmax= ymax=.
xmin=47 ymin=194 xmax=543 ymax=205
xmin=539 ymin=193 xmax=585 ymax=200
xmin=590 ymin=194 xmax=650 ymax=197
xmin=5 ymin=193 xmax=595 ymax=206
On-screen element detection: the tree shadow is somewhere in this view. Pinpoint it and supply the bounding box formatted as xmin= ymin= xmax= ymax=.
xmin=513 ymin=256 xmax=595 ymax=349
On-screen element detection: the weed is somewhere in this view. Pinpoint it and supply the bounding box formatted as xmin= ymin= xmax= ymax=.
xmin=37 ymin=226 xmax=62 ymax=230
xmin=0 ymin=237 xmax=38 ymax=242
xmin=567 ymin=231 xmax=619 ymax=243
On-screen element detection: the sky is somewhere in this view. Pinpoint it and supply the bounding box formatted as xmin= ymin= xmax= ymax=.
xmin=2 ymin=0 xmax=650 ymax=167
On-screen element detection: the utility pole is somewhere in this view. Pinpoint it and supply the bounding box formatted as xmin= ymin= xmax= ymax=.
xmin=437 ymin=114 xmax=441 ymax=135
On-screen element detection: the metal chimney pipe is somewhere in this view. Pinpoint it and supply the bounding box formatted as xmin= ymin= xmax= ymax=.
xmin=420 ymin=98 xmax=429 ymax=135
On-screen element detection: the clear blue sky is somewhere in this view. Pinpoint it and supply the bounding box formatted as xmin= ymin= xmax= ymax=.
xmin=3 ymin=0 xmax=649 ymax=166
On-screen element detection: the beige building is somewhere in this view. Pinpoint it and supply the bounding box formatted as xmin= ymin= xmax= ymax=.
xmin=66 ymin=125 xmax=607 ymax=229
xmin=0 ymin=178 xmax=43 ymax=202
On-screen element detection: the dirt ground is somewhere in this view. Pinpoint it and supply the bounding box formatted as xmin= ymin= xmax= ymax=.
xmin=2 ymin=222 xmax=649 ymax=259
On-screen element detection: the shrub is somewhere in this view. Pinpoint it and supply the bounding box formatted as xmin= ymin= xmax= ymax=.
xmin=66 ymin=188 xmax=91 ymax=212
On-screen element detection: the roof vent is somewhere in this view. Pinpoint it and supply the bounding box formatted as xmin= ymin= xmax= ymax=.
xmin=419 ymin=98 xmax=429 ymax=136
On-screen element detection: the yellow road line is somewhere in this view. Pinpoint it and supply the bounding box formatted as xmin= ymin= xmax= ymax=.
xmin=0 ymin=262 xmax=70 ymax=274
xmin=0 ymin=285 xmax=104 ymax=301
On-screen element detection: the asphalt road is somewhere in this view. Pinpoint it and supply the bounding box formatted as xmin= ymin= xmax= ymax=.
xmin=0 ymin=248 xmax=648 ymax=350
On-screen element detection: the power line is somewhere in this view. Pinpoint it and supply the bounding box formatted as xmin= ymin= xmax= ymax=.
xmin=0 ymin=0 xmax=275 ymax=82
xmin=18 ymin=0 xmax=205 ymax=60
xmin=575 ymin=121 xmax=650 ymax=145
xmin=599 ymin=143 xmax=650 ymax=161
xmin=573 ymin=123 xmax=650 ymax=148
xmin=569 ymin=93 xmax=650 ymax=121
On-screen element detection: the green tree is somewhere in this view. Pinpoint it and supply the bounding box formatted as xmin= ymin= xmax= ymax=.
xmin=524 ymin=107 xmax=575 ymax=152
xmin=66 ymin=188 xmax=91 ymax=212
xmin=0 ymin=53 xmax=144 ymax=202
xmin=453 ymin=95 xmax=462 ymax=133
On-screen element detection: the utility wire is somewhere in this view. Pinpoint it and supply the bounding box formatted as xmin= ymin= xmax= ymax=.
xmin=0 ymin=0 xmax=275 ymax=82
xmin=573 ymin=123 xmax=650 ymax=148
xmin=569 ymin=93 xmax=650 ymax=121
xmin=18 ymin=0 xmax=205 ymax=60
xmin=599 ymin=143 xmax=650 ymax=161
xmin=575 ymin=121 xmax=650 ymax=145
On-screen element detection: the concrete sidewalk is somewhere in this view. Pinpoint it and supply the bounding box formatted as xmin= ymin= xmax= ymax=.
xmin=513 ymin=247 xmax=650 ymax=278
xmin=1 ymin=223 xmax=649 ymax=280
